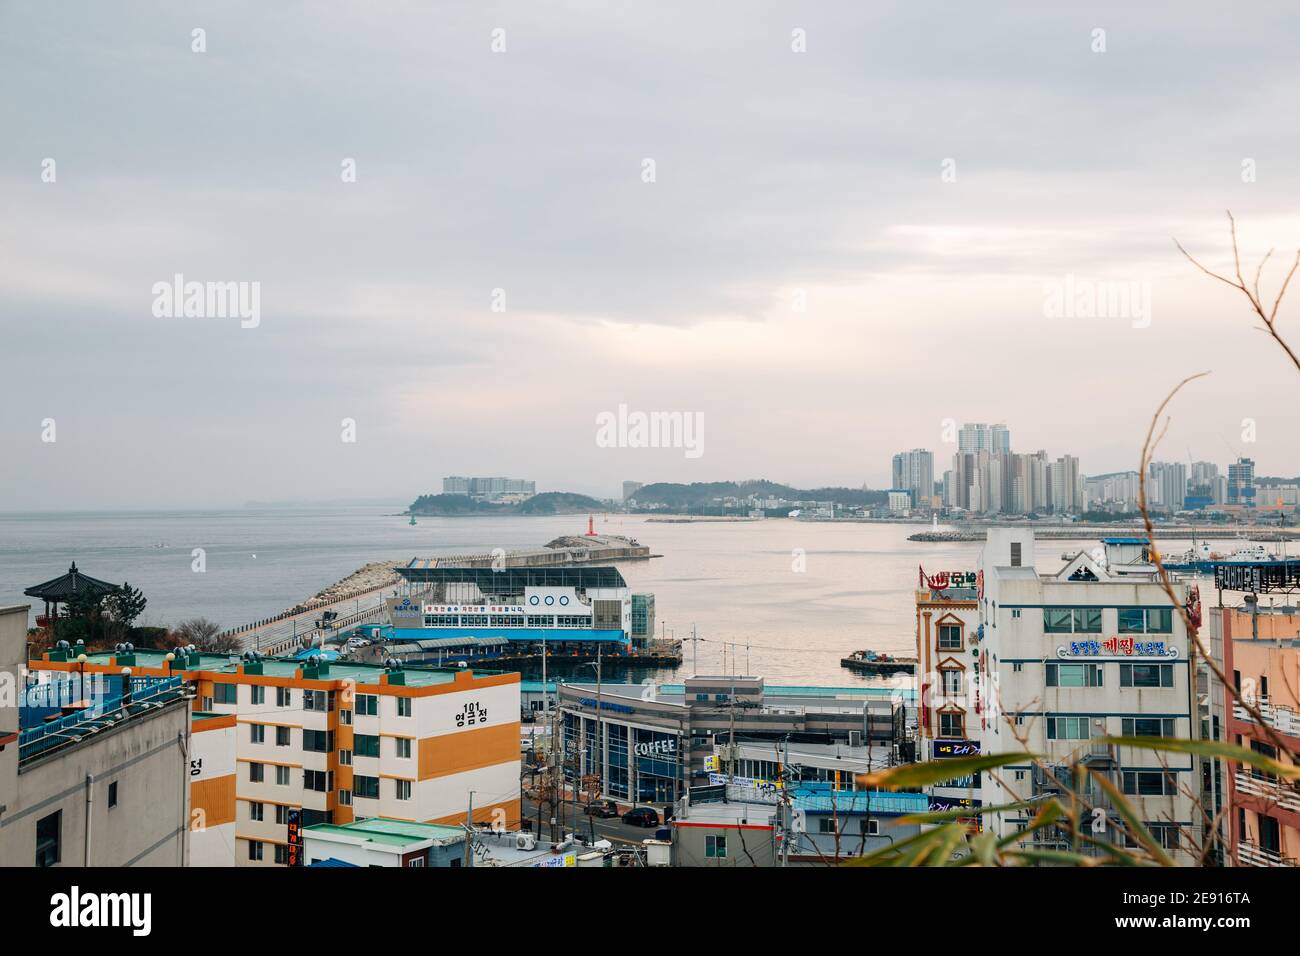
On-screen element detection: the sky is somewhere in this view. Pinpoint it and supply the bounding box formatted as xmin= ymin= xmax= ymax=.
xmin=3 ymin=1 xmax=1300 ymax=510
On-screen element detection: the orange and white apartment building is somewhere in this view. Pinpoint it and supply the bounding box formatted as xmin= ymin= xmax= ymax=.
xmin=1209 ymin=603 xmax=1300 ymax=867
xmin=30 ymin=645 xmax=522 ymax=867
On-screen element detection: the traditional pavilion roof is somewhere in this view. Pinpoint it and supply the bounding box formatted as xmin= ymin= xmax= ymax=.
xmin=23 ymin=562 xmax=121 ymax=602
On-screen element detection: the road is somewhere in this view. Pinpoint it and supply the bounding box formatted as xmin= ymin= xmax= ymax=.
xmin=519 ymin=790 xmax=667 ymax=847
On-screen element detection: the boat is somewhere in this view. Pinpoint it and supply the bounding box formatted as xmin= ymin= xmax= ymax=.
xmin=1165 ymin=540 xmax=1280 ymax=573
xmin=840 ymin=649 xmax=917 ymax=675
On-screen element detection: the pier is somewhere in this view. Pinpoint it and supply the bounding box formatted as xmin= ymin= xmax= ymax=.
xmin=221 ymin=534 xmax=657 ymax=654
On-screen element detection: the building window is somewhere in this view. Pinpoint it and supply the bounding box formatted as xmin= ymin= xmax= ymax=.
xmin=1012 ymin=662 xmax=1023 ymax=672
xmin=304 ymin=770 xmax=331 ymax=793
xmin=1046 ymin=716 xmax=1090 ymax=740
xmin=1122 ymin=770 xmax=1175 ymax=796
xmin=338 ymin=789 xmax=352 ymax=806
xmin=249 ymin=762 xmax=265 ymax=783
xmin=818 ymin=818 xmax=839 ymax=834
xmin=303 ymin=690 xmax=328 ymax=712
xmin=276 ymin=687 xmax=291 ymax=707
xmin=356 ymin=695 xmax=378 ymax=716
xmin=274 ymin=844 xmax=290 ymax=865
xmin=395 ymin=780 xmax=412 ymax=801
xmin=250 ymin=724 xmax=265 ymax=744
xmin=249 ymin=802 xmax=264 ymax=822
xmin=1046 ymin=663 xmax=1103 ymax=687
xmin=276 ymin=765 xmax=290 ymax=786
xmin=1010 ymin=541 xmax=1022 ymax=567
xmin=1119 ymin=608 xmax=1173 ymax=634
xmin=938 ymin=711 xmax=965 ymax=738
xmin=251 ymin=685 xmax=265 ymax=705
xmin=941 ymin=668 xmax=963 ymax=696
xmin=353 ymin=776 xmax=380 ymax=800
xmin=937 ymin=624 xmax=962 ymax=650
xmin=1011 ymin=609 xmax=1021 ymax=619
xmin=303 ymin=730 xmax=334 ymax=753
xmin=1120 ymin=664 xmax=1174 ymax=688
xmin=340 ymin=709 xmax=353 ymax=725
xmin=355 ymin=734 xmax=380 ymax=758
xmin=107 ymin=781 xmax=118 ymax=809
xmin=1122 ymin=717 xmax=1176 ymax=737
xmin=396 ymin=697 xmax=412 ymax=718
xmin=1044 ymin=608 xmax=1103 ymax=634
xmin=214 ymin=683 xmax=237 ymax=704
xmin=248 ymin=840 xmax=264 ymax=862
xmin=705 ymin=835 xmax=727 ymax=859
xmin=276 ymin=726 xmax=291 ymax=747
xmin=275 ymin=805 xmax=289 ymax=825
xmin=339 ymin=749 xmax=352 ymax=766
xmin=863 ymin=819 xmax=880 ymax=835
xmin=395 ymin=738 xmax=412 ymax=759
xmin=35 ymin=811 xmax=61 ymax=867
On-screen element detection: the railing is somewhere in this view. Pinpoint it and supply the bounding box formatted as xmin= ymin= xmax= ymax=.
xmin=1233 ymin=702 xmax=1300 ymax=739
xmin=18 ymin=676 xmax=186 ymax=764
xmin=1235 ymin=771 xmax=1300 ymax=814
xmin=1238 ymin=841 xmax=1296 ymax=867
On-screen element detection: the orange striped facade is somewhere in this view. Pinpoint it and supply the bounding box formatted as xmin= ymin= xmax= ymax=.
xmin=31 ymin=654 xmax=523 ymax=863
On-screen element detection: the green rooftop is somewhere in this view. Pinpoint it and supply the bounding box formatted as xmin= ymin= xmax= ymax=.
xmin=38 ymin=648 xmax=490 ymax=687
xmin=305 ymin=818 xmax=465 ymax=848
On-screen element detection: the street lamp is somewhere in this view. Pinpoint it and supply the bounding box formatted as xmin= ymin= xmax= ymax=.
xmin=76 ymin=653 xmax=87 ymax=706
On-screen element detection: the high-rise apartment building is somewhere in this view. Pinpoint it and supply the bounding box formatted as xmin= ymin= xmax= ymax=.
xmin=1148 ymin=461 xmax=1188 ymax=512
xmin=891 ymin=449 xmax=935 ymax=509
xmin=1228 ymin=458 xmax=1256 ymax=508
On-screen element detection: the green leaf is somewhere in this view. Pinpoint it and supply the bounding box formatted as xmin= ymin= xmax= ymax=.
xmin=1102 ymin=736 xmax=1300 ymax=779
xmin=1086 ymin=767 xmax=1175 ymax=867
xmin=842 ymin=824 xmax=959 ymax=867
xmin=897 ymin=796 xmax=1048 ymax=826
xmin=856 ymin=752 xmax=1037 ymax=791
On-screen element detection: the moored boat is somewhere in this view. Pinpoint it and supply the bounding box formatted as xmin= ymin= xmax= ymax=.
xmin=840 ymin=648 xmax=917 ymax=675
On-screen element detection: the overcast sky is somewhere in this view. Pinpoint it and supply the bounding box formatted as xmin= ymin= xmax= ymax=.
xmin=3 ymin=1 xmax=1299 ymax=510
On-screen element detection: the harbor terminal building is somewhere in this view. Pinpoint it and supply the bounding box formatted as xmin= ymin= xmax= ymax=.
xmin=380 ymin=566 xmax=657 ymax=662
xmin=27 ymin=644 xmax=521 ymax=867
xmin=915 ymin=531 xmax=1201 ymax=863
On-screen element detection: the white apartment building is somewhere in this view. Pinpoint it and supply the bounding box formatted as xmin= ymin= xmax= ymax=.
xmin=916 ymin=531 xmax=1199 ymax=862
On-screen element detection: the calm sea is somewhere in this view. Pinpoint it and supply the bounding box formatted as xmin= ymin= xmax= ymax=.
xmin=0 ymin=509 xmax=1227 ymax=684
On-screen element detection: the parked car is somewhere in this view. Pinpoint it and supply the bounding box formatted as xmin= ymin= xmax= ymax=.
xmin=621 ymin=806 xmax=660 ymax=827
xmin=584 ymin=800 xmax=619 ymax=818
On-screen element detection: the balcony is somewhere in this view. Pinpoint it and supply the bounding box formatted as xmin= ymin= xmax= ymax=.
xmin=1235 ymin=771 xmax=1300 ymax=815
xmin=1238 ymin=841 xmax=1297 ymax=867
xmin=1233 ymin=702 xmax=1300 ymax=740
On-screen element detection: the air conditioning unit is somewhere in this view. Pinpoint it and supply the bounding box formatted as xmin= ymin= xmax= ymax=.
xmin=515 ymin=833 xmax=537 ymax=852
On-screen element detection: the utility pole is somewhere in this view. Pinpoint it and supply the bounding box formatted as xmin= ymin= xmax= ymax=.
xmin=728 ymin=672 xmax=737 ymax=786
xmin=463 ymin=790 xmax=476 ymax=867
xmin=691 ymin=623 xmax=698 ymax=675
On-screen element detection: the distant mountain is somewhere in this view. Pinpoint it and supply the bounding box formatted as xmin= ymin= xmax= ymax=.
xmin=407 ymin=492 xmax=603 ymax=516
xmin=630 ymin=479 xmax=888 ymax=509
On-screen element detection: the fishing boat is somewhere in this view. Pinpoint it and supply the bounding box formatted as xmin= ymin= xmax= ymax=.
xmin=840 ymin=649 xmax=917 ymax=675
